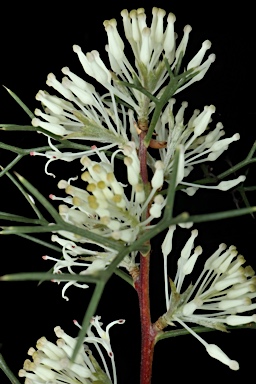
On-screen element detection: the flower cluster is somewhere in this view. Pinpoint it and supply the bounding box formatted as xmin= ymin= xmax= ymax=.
xmin=31 ymin=98 xmax=245 ymax=199
xmin=19 ymin=316 xmax=124 ymax=384
xmin=29 ymin=6 xmax=244 ymax=201
xmin=43 ymin=141 xmax=169 ymax=299
xmin=26 ymin=8 xmax=246 ymax=329
xmin=32 ymin=7 xmax=214 ymax=142
xmin=103 ymin=7 xmax=215 ymax=118
xmin=161 ymin=226 xmax=256 ymax=369
xmin=155 ymin=100 xmax=244 ymax=195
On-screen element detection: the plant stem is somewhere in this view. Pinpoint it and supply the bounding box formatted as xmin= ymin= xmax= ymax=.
xmin=135 ymin=250 xmax=157 ymax=384
xmin=134 ymin=129 xmax=157 ymax=384
xmin=139 ymin=130 xmax=149 ymax=186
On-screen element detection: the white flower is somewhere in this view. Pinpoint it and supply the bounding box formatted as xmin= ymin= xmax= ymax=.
xmin=32 ymin=96 xmax=245 ymax=196
xmin=30 ymin=7 xmax=219 ymax=196
xmin=57 ymin=148 xmax=144 ymax=239
xmin=43 ymin=230 xmax=134 ymax=300
xmin=153 ymin=99 xmax=244 ymax=191
xmin=32 ymin=7 xmax=214 ymax=144
xmin=43 ymin=143 xmax=166 ymax=299
xmin=161 ymin=226 xmax=256 ymax=369
xmin=30 ymin=145 xmax=96 ymax=178
xmin=32 ymin=85 xmax=129 ymax=145
xmin=19 ymin=317 xmax=124 ymax=384
xmin=104 ymin=8 xmax=214 ymax=117
xmin=54 ymin=143 xmax=166 ymax=240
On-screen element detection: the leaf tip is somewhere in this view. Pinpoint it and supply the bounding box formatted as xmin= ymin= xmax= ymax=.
xmin=13 ymin=171 xmax=22 ymax=180
xmin=2 ymin=85 xmax=11 ymax=94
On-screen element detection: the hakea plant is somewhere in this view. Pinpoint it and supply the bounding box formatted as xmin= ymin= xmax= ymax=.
xmin=1 ymin=6 xmax=256 ymax=384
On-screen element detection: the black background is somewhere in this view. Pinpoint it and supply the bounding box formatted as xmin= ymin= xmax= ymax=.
xmin=0 ymin=1 xmax=256 ymax=383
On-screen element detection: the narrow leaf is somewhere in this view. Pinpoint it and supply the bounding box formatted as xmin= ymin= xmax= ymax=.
xmin=4 ymin=170 xmax=45 ymax=220
xmin=3 ymin=86 xmax=34 ymax=119
xmin=13 ymin=172 xmax=62 ymax=223
xmin=71 ymin=282 xmax=105 ymax=361
xmin=0 ymin=124 xmax=36 ymax=131
xmin=185 ymin=206 xmax=256 ymax=224
xmin=155 ymin=323 xmax=256 ymax=342
xmin=1 ymin=224 xmax=62 ymax=235
xmin=0 ymin=155 xmax=23 ymax=177
xmin=114 ymin=268 xmax=134 ymax=286
xmin=0 ymin=212 xmax=43 ymax=224
xmin=163 ymin=148 xmax=180 ymax=220
xmin=0 ymin=354 xmax=21 ymax=384
xmin=0 ymin=272 xmax=100 ymax=284
xmin=16 ymin=233 xmax=62 ymax=252
xmin=238 ymin=187 xmax=255 ymax=219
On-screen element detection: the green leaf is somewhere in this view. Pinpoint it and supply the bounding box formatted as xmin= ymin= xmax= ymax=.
xmin=0 ymin=124 xmax=36 ymax=131
xmin=90 ymin=354 xmax=112 ymax=384
xmin=16 ymin=233 xmax=62 ymax=253
xmin=163 ymin=148 xmax=180 ymax=220
xmin=0 ymin=353 xmax=21 ymax=384
xmin=155 ymin=323 xmax=256 ymax=343
xmin=237 ymin=185 xmax=255 ymax=219
xmin=66 ymin=111 xmax=125 ymax=145
xmin=0 ymin=155 xmax=23 ymax=177
xmin=71 ymin=282 xmax=105 ymax=361
xmin=0 ymin=212 xmax=43 ymax=224
xmin=0 ymin=224 xmax=62 ymax=235
xmin=114 ymin=268 xmax=134 ymax=286
xmin=117 ymin=79 xmax=158 ymax=103
xmin=187 ymin=206 xmax=256 ymax=224
xmin=0 ymin=272 xmax=100 ymax=284
xmin=3 ymin=86 xmax=34 ymax=119
xmin=3 ymin=169 xmax=45 ymax=220
xmin=173 ymin=51 xmax=183 ymax=76
xmin=13 ymin=172 xmax=63 ymax=223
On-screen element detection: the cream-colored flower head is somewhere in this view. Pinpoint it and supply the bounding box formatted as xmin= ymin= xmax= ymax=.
xmin=161 ymin=226 xmax=256 ymax=369
xmin=19 ymin=317 xmax=125 ymax=384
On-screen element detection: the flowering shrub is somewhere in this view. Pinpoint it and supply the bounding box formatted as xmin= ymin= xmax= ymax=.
xmin=0 ymin=6 xmax=255 ymax=384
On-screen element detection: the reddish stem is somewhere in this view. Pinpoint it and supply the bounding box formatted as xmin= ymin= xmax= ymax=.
xmin=134 ymin=130 xmax=157 ymax=384
xmin=135 ymin=252 xmax=157 ymax=384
